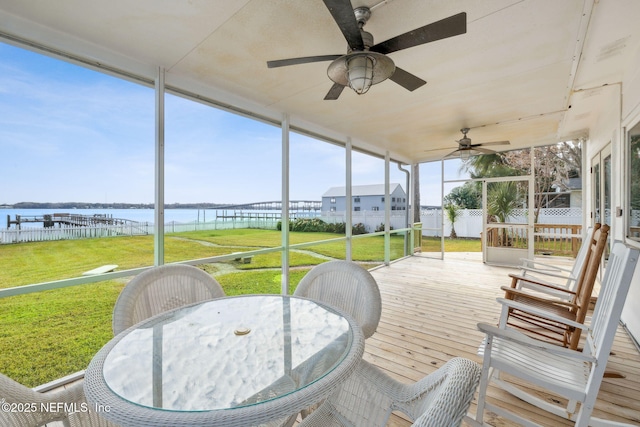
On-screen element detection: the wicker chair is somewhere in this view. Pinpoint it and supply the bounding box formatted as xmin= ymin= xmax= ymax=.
xmin=293 ymin=260 xmax=382 ymax=339
xmin=292 ymin=260 xmax=381 ymax=420
xmin=0 ymin=373 xmax=116 ymax=427
xmin=112 ymin=264 xmax=225 ymax=335
xmin=298 ymin=357 xmax=481 ymax=427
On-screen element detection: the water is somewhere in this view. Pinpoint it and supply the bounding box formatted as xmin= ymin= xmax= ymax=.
xmin=0 ymin=208 xmax=212 ymax=228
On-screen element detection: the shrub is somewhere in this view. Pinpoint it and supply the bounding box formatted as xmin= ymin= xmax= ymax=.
xmin=277 ymin=219 xmax=366 ymax=235
xmin=352 ymin=223 xmax=367 ymax=235
xmin=374 ymin=223 xmax=393 ymax=232
xmin=290 ymin=218 xmax=327 ymax=232
xmin=325 ymin=222 xmax=346 ymax=234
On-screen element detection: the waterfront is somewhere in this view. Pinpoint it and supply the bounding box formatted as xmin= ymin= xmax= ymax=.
xmin=2 ymin=208 xmax=222 ymax=229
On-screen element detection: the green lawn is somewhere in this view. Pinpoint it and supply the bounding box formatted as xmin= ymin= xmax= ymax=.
xmin=0 ymin=229 xmax=477 ymax=386
xmin=421 ymin=236 xmax=482 ymax=252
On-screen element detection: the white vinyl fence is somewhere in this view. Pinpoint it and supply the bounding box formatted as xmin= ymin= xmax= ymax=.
xmin=420 ymin=207 xmax=583 ymax=238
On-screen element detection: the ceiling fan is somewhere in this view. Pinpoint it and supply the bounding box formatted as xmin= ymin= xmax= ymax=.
xmin=426 ymin=128 xmax=510 ymax=160
xmin=267 ymin=0 xmax=466 ymax=100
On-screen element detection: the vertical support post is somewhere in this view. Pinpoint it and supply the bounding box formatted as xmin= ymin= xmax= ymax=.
xmin=482 ymin=179 xmax=488 ymax=263
xmin=398 ymin=163 xmax=411 ymax=256
xmin=346 ymin=138 xmax=353 ymax=261
xmin=528 ymin=147 xmax=536 ymax=261
xmin=154 ymin=67 xmax=165 ymax=266
xmin=440 ymin=159 xmax=445 ymax=260
xmin=281 ymin=113 xmax=290 ymax=295
xmin=384 ymin=151 xmax=391 ymax=265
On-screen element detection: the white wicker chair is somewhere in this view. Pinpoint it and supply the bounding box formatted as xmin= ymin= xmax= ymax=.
xmin=112 ymin=264 xmax=225 ymax=335
xmin=0 ymin=373 xmax=117 ymax=427
xmin=293 ymin=260 xmax=382 ymax=339
xmin=298 ymin=357 xmax=481 ymax=427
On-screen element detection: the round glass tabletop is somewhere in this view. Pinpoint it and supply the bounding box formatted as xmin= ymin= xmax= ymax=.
xmin=102 ymin=295 xmax=352 ymax=412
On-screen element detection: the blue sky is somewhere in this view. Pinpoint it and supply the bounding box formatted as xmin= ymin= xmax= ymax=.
xmin=0 ymin=42 xmax=465 ymax=206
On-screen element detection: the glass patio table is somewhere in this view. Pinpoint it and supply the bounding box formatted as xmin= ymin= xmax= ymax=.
xmin=84 ymin=294 xmax=364 ymax=427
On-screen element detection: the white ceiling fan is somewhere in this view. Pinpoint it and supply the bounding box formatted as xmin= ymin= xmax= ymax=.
xmin=425 ymin=128 xmax=510 ymax=159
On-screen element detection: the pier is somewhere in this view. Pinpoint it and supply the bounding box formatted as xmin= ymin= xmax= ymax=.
xmin=6 ymin=213 xmax=135 ymax=229
xmin=215 ymin=200 xmax=322 ymax=211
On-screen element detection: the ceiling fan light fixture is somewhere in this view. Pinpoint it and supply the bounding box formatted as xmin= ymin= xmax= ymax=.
xmin=346 ymin=53 xmax=374 ymax=94
xmin=327 ymin=51 xmax=395 ymax=95
xmin=460 ymin=149 xmax=471 ymax=160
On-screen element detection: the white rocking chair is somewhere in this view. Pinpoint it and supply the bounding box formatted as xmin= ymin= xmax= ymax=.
xmin=510 ymin=224 xmax=598 ymax=300
xmin=475 ymin=241 xmax=639 ymax=427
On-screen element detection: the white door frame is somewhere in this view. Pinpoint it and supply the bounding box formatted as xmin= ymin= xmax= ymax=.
xmin=482 ymin=175 xmax=535 ymax=266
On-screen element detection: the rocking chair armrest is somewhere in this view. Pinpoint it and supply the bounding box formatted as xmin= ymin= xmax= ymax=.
xmin=518 ymin=266 xmax=577 ymax=282
xmin=507 ymin=274 xmax=577 ymax=294
xmin=477 ymin=322 xmax=594 ymax=362
xmin=520 ymin=258 xmax=571 ymax=273
xmin=519 ymin=258 xmax=574 ymax=274
xmin=500 ymin=286 xmax=577 ymax=307
xmin=497 ymin=297 xmax=583 ymax=328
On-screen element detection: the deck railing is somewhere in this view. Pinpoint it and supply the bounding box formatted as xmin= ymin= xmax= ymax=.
xmin=484 ymin=224 xmax=582 ymax=257
xmin=0 ymin=222 xmax=150 ymax=244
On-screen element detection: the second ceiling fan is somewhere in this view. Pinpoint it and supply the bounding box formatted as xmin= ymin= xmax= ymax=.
xmin=436 ymin=128 xmax=510 ymax=160
xmin=267 ymin=0 xmax=467 ymax=100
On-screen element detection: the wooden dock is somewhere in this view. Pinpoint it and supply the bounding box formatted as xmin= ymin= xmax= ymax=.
xmin=6 ymin=213 xmax=133 ymax=229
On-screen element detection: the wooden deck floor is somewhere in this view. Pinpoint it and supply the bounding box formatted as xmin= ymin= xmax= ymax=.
xmin=45 ymin=252 xmax=640 ymax=426
xmin=367 ymin=252 xmax=640 ymax=427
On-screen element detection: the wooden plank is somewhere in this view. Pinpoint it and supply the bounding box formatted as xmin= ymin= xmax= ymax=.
xmin=365 ymin=252 xmax=640 ymax=426
xmin=82 ymin=264 xmax=118 ymax=275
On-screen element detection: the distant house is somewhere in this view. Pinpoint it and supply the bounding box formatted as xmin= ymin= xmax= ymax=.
xmin=539 ymin=177 xmax=583 ymax=208
xmin=322 ymin=184 xmax=406 ymax=212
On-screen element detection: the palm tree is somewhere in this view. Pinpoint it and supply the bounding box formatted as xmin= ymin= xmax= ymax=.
xmin=487 ymin=181 xmax=521 ymax=246
xmin=443 ymin=203 xmax=461 ymax=239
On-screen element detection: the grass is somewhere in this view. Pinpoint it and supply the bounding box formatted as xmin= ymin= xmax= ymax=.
xmin=0 ymin=228 xmax=478 ymax=387
xmin=421 ymin=236 xmax=482 ymax=252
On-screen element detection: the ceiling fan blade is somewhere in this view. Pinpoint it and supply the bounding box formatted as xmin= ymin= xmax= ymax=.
xmin=322 ymin=0 xmax=365 ymax=51
xmin=423 ymin=146 xmax=454 ymax=153
xmin=389 ymin=67 xmax=427 ymax=91
xmin=472 ymin=147 xmax=497 ymax=155
xmin=267 ymin=55 xmax=342 ymax=68
xmin=370 ymin=12 xmax=467 ymax=55
xmin=324 ymin=83 xmax=345 ymax=100
xmin=471 ymin=140 xmax=510 ymax=147
xmin=443 ymin=149 xmax=461 ymax=159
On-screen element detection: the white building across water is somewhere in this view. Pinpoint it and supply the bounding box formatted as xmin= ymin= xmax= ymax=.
xmin=321 ymin=184 xmax=406 ymax=212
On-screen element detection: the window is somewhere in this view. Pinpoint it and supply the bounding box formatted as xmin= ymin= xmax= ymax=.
xmin=372 ymin=206 xmax=379 ymax=211
xmin=392 ymin=197 xmax=396 ymax=202
xmin=354 ymin=197 xmax=360 ymax=203
xmin=354 ymin=207 xmax=361 ymax=211
xmin=628 ymin=121 xmax=640 ymax=242
xmin=330 ymin=207 xmax=336 ymax=212
xmin=381 ymin=197 xmax=385 ymax=202
xmin=330 ymin=197 xmax=336 ymax=203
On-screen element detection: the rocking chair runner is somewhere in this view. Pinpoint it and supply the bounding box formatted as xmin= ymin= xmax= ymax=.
xmin=498 ymin=224 xmax=609 ymax=349
xmin=475 ymin=241 xmax=639 ymax=427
